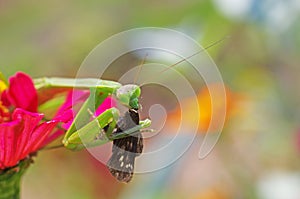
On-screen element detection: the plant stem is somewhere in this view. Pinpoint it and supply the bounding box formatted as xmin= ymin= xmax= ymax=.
xmin=0 ymin=158 xmax=31 ymax=199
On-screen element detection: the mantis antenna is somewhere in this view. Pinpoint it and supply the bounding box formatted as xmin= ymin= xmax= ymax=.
xmin=133 ymin=53 xmax=148 ymax=84
xmin=139 ymin=36 xmax=229 ymax=84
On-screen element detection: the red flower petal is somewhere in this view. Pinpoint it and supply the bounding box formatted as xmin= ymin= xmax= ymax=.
xmin=55 ymin=90 xmax=89 ymax=130
xmin=0 ymin=120 xmax=21 ymax=169
xmin=41 ymin=109 xmax=73 ymax=146
xmin=24 ymin=109 xmax=73 ymax=153
xmin=12 ymin=109 xmax=43 ymax=164
xmin=0 ymin=90 xmax=10 ymax=107
xmin=0 ymin=109 xmax=43 ymax=169
xmin=42 ymin=129 xmax=65 ymax=147
xmin=56 ymin=90 xmax=89 ymax=115
xmin=26 ymin=122 xmax=58 ymax=153
xmin=6 ymin=72 xmax=38 ymax=112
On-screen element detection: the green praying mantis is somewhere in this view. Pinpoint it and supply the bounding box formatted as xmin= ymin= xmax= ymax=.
xmin=34 ymin=77 xmax=151 ymax=150
xmin=34 ymin=77 xmax=151 ymax=182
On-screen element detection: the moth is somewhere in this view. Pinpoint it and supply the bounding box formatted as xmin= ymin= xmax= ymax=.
xmin=106 ymin=108 xmax=143 ymax=183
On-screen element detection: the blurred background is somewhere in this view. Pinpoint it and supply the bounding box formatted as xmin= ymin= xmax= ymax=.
xmin=1 ymin=0 xmax=300 ymax=198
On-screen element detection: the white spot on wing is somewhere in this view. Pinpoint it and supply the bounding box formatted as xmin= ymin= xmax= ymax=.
xmin=119 ymin=155 xmax=124 ymax=162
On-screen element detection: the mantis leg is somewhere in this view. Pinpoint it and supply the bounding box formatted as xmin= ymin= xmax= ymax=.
xmin=63 ymin=108 xmax=151 ymax=150
xmin=63 ymin=107 xmax=120 ymax=150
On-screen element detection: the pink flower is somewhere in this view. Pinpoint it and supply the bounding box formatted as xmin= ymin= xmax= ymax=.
xmin=0 ymin=72 xmax=117 ymax=170
xmin=0 ymin=72 xmax=73 ymax=169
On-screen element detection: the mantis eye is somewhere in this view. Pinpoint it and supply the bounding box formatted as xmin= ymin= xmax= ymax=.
xmin=116 ymin=84 xmax=141 ymax=109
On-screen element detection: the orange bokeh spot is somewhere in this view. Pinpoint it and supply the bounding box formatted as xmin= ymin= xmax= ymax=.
xmin=194 ymin=187 xmax=230 ymax=199
xmin=167 ymin=83 xmax=240 ymax=133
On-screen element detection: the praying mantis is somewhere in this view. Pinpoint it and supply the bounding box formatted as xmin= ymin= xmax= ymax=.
xmin=34 ymin=78 xmax=151 ymax=148
xmin=34 ymin=77 xmax=151 ymax=182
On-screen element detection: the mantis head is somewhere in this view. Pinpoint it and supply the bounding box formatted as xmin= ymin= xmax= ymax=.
xmin=115 ymin=84 xmax=141 ymax=110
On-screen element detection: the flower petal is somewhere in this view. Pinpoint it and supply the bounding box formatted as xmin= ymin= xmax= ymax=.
xmin=41 ymin=109 xmax=74 ymax=146
xmin=42 ymin=129 xmax=65 ymax=147
xmin=26 ymin=121 xmax=58 ymax=152
xmin=25 ymin=109 xmax=73 ymax=152
xmin=56 ymin=90 xmax=89 ymax=129
xmin=0 ymin=108 xmax=44 ymax=169
xmin=0 ymin=119 xmax=21 ymax=169
xmin=56 ymin=90 xmax=89 ymax=116
xmin=6 ymin=72 xmax=38 ymax=112
xmin=12 ymin=109 xmax=43 ymax=163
